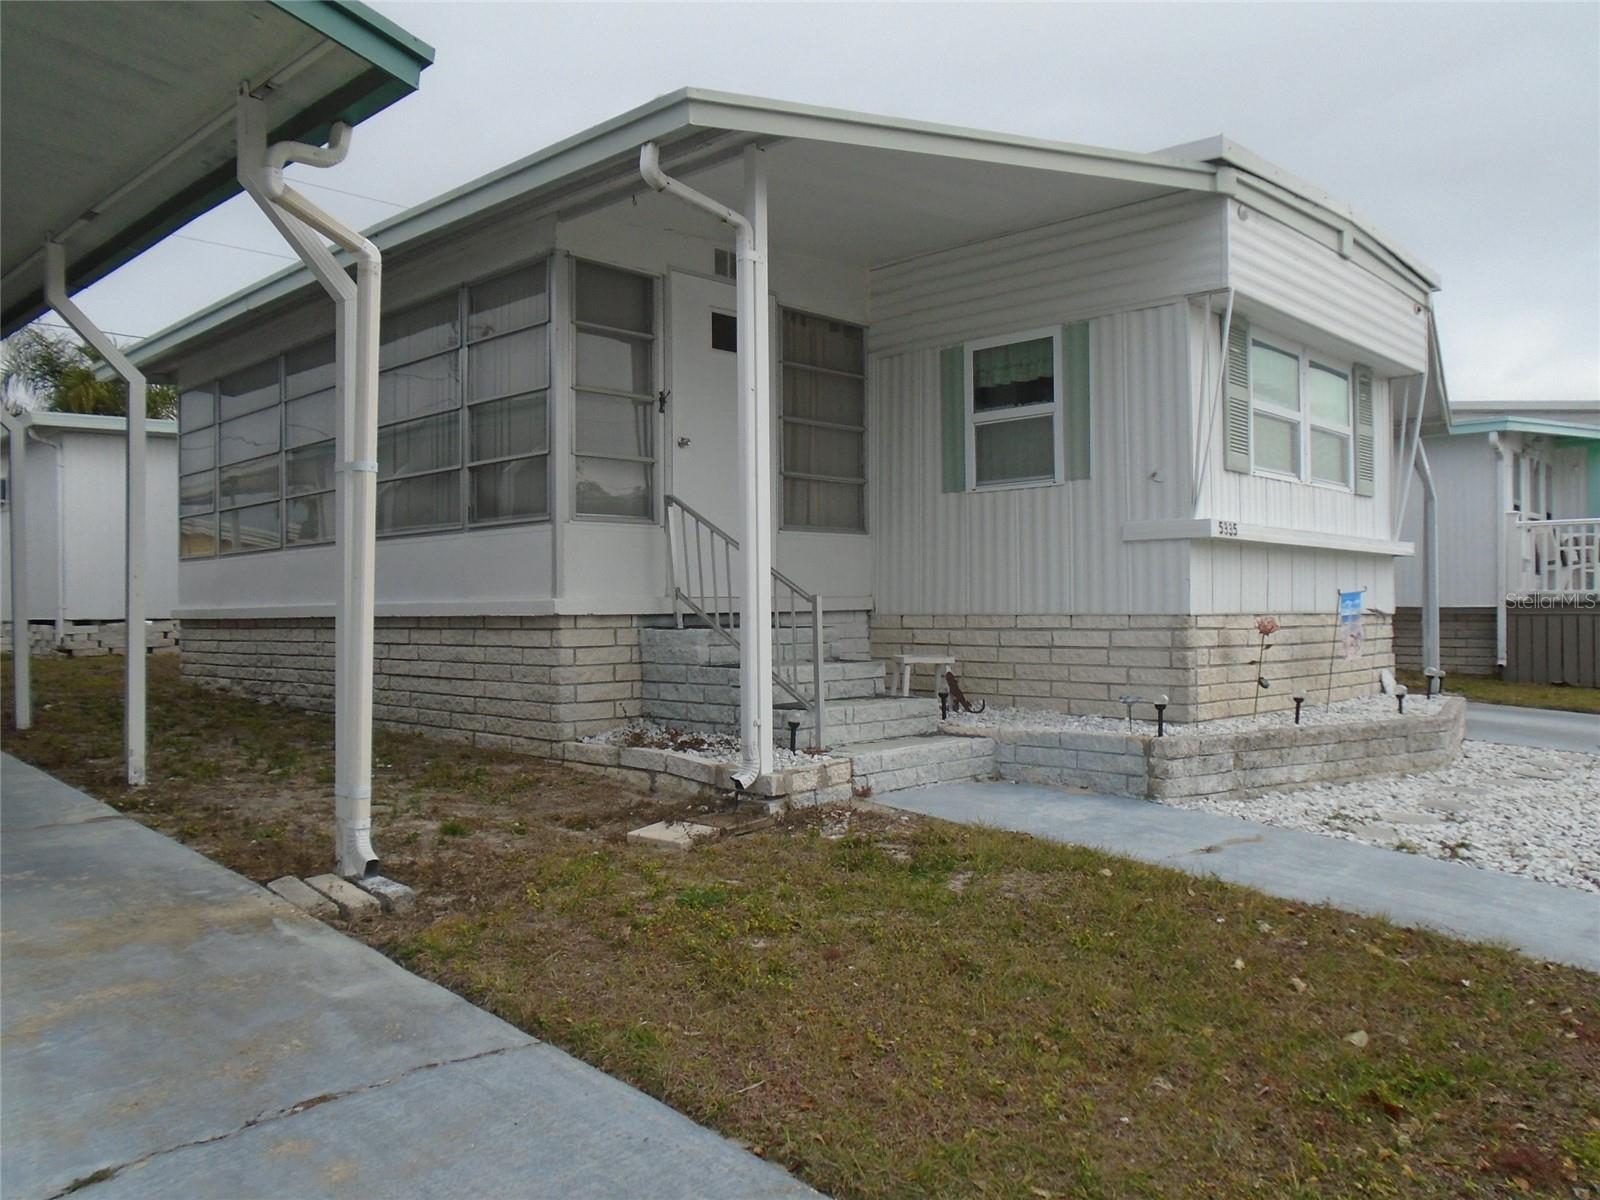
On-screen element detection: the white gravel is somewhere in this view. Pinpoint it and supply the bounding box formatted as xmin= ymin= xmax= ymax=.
xmin=1163 ymin=740 xmax=1600 ymax=894
xmin=583 ymin=720 xmax=836 ymax=769
xmin=946 ymin=693 xmax=1447 ymax=737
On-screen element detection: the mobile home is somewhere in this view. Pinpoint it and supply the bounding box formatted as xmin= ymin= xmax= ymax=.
xmin=128 ymin=90 xmax=1452 ymax=763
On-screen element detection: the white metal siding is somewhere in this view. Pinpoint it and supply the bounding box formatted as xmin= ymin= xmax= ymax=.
xmin=870 ymin=302 xmax=1194 ymax=615
xmin=870 ymin=193 xmax=1226 ymax=356
xmin=1229 ymin=204 xmax=1428 ymax=374
xmin=1395 ymin=434 xmax=1498 ymax=609
xmin=1189 ymin=541 xmax=1396 ymax=615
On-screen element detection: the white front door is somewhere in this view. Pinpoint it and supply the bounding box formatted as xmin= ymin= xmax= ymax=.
xmin=666 ymin=271 xmax=741 ymax=534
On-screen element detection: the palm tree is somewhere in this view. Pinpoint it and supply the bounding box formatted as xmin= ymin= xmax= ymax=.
xmin=1 ymin=327 xmax=177 ymax=419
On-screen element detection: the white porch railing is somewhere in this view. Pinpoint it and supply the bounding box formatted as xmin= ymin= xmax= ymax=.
xmin=664 ymin=495 xmax=828 ymax=748
xmin=1507 ymin=515 xmax=1600 ymax=597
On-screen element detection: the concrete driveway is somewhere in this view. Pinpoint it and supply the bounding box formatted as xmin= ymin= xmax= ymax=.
xmin=0 ymin=755 xmax=819 ymax=1200
xmin=1464 ymin=701 xmax=1598 ymax=753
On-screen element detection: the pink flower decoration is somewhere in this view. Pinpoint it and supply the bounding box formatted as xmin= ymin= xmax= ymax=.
xmin=1255 ymin=616 xmax=1280 ymax=637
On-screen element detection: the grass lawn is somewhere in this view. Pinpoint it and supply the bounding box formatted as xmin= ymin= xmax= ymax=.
xmin=1398 ymin=670 xmax=1600 ymax=715
xmin=5 ymin=654 xmax=1599 ymax=1199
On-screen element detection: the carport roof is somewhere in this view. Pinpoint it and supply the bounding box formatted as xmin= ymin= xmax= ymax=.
xmin=0 ymin=0 xmax=434 ymax=335
xmin=127 ymin=87 xmax=1445 ymax=373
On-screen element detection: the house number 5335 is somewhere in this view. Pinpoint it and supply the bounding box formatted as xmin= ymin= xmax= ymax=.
xmin=1218 ymin=521 xmax=1239 ymax=537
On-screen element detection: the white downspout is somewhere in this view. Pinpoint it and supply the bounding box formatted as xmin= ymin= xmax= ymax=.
xmin=237 ymin=91 xmax=380 ymax=877
xmin=640 ymin=142 xmax=774 ymax=780
xmin=1489 ymin=432 xmax=1509 ymax=668
xmin=43 ymin=241 xmax=147 ymax=787
xmin=3 ymin=407 xmax=30 ymax=730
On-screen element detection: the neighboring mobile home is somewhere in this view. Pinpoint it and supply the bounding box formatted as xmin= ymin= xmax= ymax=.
xmin=1396 ymin=401 xmax=1599 ymax=683
xmin=1 ymin=410 xmax=179 ymax=650
xmin=128 ymin=90 xmax=1453 ymax=758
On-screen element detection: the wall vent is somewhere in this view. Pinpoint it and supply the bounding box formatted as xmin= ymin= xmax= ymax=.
xmin=713 ymin=248 xmax=737 ymax=280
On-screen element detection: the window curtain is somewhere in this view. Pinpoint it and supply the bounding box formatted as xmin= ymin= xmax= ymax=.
xmin=974 ymin=338 xmax=1052 ymax=388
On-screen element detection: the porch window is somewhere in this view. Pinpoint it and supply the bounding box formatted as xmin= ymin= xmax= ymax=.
xmin=780 ymin=308 xmax=866 ymax=531
xmin=466 ymin=262 xmax=550 ymax=523
xmin=1248 ymin=333 xmax=1354 ymax=488
xmin=178 ymin=385 xmax=218 ymax=558
xmin=573 ymin=260 xmax=655 ymax=519
xmin=967 ymin=329 xmax=1061 ymax=488
xmin=216 ymin=360 xmax=281 ymax=554
xmin=176 ymin=259 xmax=552 ymax=558
xmin=284 ymin=337 xmax=335 ymax=545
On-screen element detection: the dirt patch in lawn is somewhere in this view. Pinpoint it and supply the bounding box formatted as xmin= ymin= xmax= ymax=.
xmin=6 ymin=654 xmax=1600 ymax=1199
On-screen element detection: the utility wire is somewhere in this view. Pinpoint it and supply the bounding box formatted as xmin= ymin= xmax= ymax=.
xmin=287 ymin=177 xmax=411 ymax=209
xmin=172 ymin=234 xmax=298 ymax=261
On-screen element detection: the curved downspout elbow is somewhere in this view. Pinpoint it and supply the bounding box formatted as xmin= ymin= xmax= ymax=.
xmin=638 ymin=142 xmax=752 ymax=241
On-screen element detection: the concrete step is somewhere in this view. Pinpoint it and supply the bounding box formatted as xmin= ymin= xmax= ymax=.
xmin=790 ymin=695 xmax=942 ymax=748
xmin=840 ymin=733 xmax=997 ymax=795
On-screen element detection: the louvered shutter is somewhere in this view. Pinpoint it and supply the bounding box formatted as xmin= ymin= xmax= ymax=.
xmin=1352 ymin=364 xmax=1375 ymax=496
xmin=940 ymin=345 xmax=965 ymax=492
xmin=1062 ymin=321 xmax=1091 ymax=480
xmin=1223 ymin=318 xmax=1251 ymax=473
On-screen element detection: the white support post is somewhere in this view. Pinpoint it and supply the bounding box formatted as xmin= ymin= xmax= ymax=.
xmin=1416 ymin=441 xmax=1441 ymax=678
xmin=236 ymin=91 xmax=380 ymax=877
xmin=744 ymin=146 xmax=775 ymax=777
xmin=43 ymin=241 xmax=146 ymax=785
xmin=3 ymin=409 xmax=31 ymax=729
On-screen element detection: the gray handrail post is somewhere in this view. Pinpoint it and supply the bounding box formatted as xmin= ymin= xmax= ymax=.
xmin=665 ymin=497 xmax=683 ymax=628
xmin=811 ymin=594 xmax=826 ymax=749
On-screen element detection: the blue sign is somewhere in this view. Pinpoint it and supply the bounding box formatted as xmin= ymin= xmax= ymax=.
xmin=1338 ymin=589 xmax=1365 ymax=658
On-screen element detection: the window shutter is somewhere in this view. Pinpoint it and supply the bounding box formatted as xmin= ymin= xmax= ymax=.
xmin=1062 ymin=321 xmax=1091 ymax=481
xmin=1353 ymin=363 xmax=1376 ymax=496
xmin=940 ymin=345 xmax=965 ymax=493
xmin=1223 ymin=317 xmax=1251 ymax=473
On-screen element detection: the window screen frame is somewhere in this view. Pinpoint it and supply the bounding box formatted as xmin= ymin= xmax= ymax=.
xmin=778 ymin=304 xmax=868 ymax=534
xmin=570 ymin=257 xmax=660 ymax=525
xmin=176 ymin=257 xmax=553 ymax=560
xmin=964 ymin=326 xmax=1064 ymax=491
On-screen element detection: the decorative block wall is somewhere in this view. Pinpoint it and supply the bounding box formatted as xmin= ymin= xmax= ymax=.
xmin=180 ymin=615 xmax=641 ymax=759
xmin=1393 ymin=606 xmax=1498 ymax=677
xmin=870 ymin=612 xmax=1394 ymax=725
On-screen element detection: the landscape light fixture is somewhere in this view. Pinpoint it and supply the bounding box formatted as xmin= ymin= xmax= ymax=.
xmin=1394 ymin=685 xmax=1408 ymax=715
xmin=1424 ymin=667 xmax=1445 ymax=697
xmin=938 ymin=688 xmax=949 ymax=721
xmin=1293 ymin=693 xmax=1306 ymax=725
xmin=1118 ymin=694 xmax=1141 ymax=731
xmin=787 ymin=718 xmax=801 ymax=752
xmin=1153 ymin=694 xmax=1169 ymax=737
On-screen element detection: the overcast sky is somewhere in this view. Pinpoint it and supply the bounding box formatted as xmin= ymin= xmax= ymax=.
xmin=63 ymin=1 xmax=1600 ymax=406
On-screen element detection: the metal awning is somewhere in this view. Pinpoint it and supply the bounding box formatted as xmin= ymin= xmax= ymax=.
xmin=0 ymin=0 xmax=433 ymax=334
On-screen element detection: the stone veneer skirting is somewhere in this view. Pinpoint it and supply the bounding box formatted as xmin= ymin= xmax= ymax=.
xmin=1394 ymin=606 xmax=1498 ymax=677
xmin=956 ymin=695 xmax=1465 ymax=802
xmin=181 ymin=615 xmax=643 ymax=760
xmin=870 ymin=612 xmax=1394 ymax=725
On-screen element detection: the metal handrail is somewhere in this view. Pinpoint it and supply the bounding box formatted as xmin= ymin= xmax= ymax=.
xmin=665 ymin=495 xmax=828 ymax=747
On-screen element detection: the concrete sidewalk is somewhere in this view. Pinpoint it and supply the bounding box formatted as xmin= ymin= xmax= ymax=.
xmin=1465 ymin=701 xmax=1598 ymax=753
xmin=0 ymin=754 xmax=818 ymax=1200
xmin=881 ymin=779 xmax=1600 ymax=973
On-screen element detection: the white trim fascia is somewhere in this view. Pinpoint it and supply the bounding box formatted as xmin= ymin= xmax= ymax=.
xmin=9 ymin=410 xmax=178 ymax=437
xmin=1161 ymin=134 xmax=1439 ymax=292
xmin=176 ymin=592 xmax=877 ymax=621
xmin=1122 ymin=517 xmax=1414 ymax=557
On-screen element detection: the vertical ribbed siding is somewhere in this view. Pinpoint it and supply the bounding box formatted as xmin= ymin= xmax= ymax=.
xmin=870 ymin=303 xmax=1194 ymax=615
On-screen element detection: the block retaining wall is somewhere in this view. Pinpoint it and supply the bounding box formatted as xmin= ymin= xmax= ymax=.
xmin=950 ymin=695 xmax=1465 ymax=803
xmin=871 ymin=612 xmax=1394 ymax=725
xmin=2 ymin=619 xmax=180 ymax=657
xmin=1394 ymin=607 xmax=1498 ymax=677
